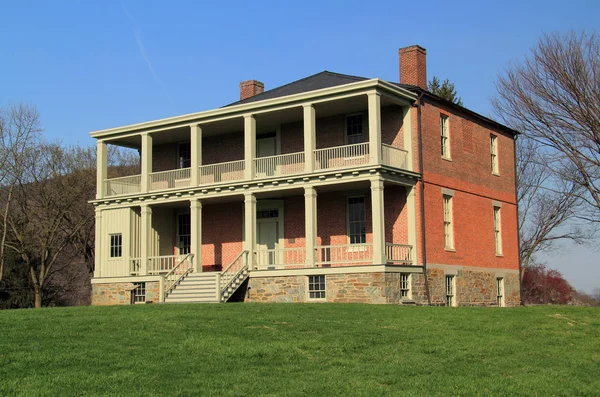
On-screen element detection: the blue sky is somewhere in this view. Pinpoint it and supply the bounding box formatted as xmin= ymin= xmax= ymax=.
xmin=1 ymin=0 xmax=598 ymax=291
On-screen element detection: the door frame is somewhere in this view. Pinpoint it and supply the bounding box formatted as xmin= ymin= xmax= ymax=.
xmin=256 ymin=199 xmax=285 ymax=267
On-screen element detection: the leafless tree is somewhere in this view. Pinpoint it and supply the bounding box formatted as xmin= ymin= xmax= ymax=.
xmin=493 ymin=31 xmax=600 ymax=224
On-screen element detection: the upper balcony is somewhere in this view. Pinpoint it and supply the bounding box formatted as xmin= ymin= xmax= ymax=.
xmin=94 ymin=83 xmax=417 ymax=201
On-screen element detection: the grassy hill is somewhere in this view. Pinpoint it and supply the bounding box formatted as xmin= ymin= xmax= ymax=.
xmin=0 ymin=304 xmax=598 ymax=396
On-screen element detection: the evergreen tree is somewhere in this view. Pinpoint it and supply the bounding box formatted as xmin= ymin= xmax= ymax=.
xmin=428 ymin=76 xmax=463 ymax=106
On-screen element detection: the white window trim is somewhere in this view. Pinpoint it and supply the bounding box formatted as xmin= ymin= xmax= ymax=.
xmin=400 ymin=273 xmax=411 ymax=300
xmin=445 ymin=274 xmax=456 ymax=307
xmin=176 ymin=212 xmax=191 ymax=256
xmin=132 ymin=282 xmax=146 ymax=304
xmin=443 ymin=194 xmax=454 ymax=250
xmin=493 ymin=206 xmax=502 ymax=256
xmin=490 ymin=134 xmax=499 ymax=175
xmin=307 ymin=275 xmax=326 ymax=301
xmin=346 ymin=195 xmax=367 ymax=250
xmin=344 ymin=113 xmax=367 ymax=146
xmin=441 ymin=114 xmax=450 ymax=160
xmin=109 ymin=233 xmax=123 ymax=258
xmin=496 ymin=277 xmax=505 ymax=307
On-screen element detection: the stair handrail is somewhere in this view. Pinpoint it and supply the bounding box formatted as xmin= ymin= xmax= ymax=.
xmin=220 ymin=250 xmax=249 ymax=295
xmin=163 ymin=253 xmax=194 ymax=297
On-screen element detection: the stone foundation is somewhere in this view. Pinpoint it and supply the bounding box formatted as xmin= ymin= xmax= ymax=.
xmin=91 ymin=281 xmax=160 ymax=306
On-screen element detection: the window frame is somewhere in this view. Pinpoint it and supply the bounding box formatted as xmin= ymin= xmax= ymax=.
xmin=496 ymin=277 xmax=505 ymax=307
xmin=345 ymin=113 xmax=366 ymax=145
xmin=132 ymin=282 xmax=146 ymax=304
xmin=490 ymin=134 xmax=499 ymax=175
xmin=308 ymin=275 xmax=326 ymax=300
xmin=177 ymin=212 xmax=191 ymax=255
xmin=346 ymin=196 xmax=367 ymax=246
xmin=443 ymin=194 xmax=454 ymax=250
xmin=177 ymin=141 xmax=191 ymax=169
xmin=445 ymin=275 xmax=456 ymax=307
xmin=109 ymin=233 xmax=123 ymax=258
xmin=440 ymin=114 xmax=450 ymax=159
xmin=400 ymin=273 xmax=411 ymax=299
xmin=493 ymin=206 xmax=502 ymax=255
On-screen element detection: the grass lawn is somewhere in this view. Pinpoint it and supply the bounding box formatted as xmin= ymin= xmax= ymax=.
xmin=0 ymin=304 xmax=598 ymax=396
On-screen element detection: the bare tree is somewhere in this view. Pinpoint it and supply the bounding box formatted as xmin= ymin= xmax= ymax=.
xmin=493 ymin=31 xmax=600 ymax=224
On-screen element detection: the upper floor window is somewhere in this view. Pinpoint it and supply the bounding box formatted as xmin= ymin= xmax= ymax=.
xmin=178 ymin=142 xmax=191 ymax=169
xmin=490 ymin=135 xmax=499 ymax=174
xmin=440 ymin=114 xmax=450 ymax=158
xmin=346 ymin=114 xmax=365 ymax=145
xmin=493 ymin=206 xmax=502 ymax=255
xmin=347 ymin=196 xmax=366 ymax=244
xmin=109 ymin=233 xmax=122 ymax=258
xmin=443 ymin=194 xmax=454 ymax=249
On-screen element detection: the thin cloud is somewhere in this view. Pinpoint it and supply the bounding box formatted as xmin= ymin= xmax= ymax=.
xmin=121 ymin=2 xmax=177 ymax=110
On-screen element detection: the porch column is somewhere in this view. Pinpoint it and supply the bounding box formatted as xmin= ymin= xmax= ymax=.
xmin=402 ymin=105 xmax=414 ymax=171
xmin=140 ymin=204 xmax=152 ymax=275
xmin=244 ymin=115 xmax=256 ymax=180
xmin=190 ymin=124 xmax=202 ymax=186
xmin=370 ymin=177 xmax=386 ymax=265
xmin=244 ymin=193 xmax=256 ymax=267
xmin=406 ymin=185 xmax=419 ymax=265
xmin=141 ymin=133 xmax=153 ymax=193
xmin=304 ymin=186 xmax=317 ymax=267
xmin=190 ymin=199 xmax=202 ymax=273
xmin=368 ymin=91 xmax=382 ymax=165
xmin=96 ymin=140 xmax=107 ymax=199
xmin=303 ymin=104 xmax=316 ymax=173
xmin=94 ymin=208 xmax=102 ymax=277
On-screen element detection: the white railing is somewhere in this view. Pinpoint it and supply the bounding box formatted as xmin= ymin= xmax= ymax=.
xmin=163 ymin=254 xmax=194 ymax=298
xmin=148 ymin=254 xmax=191 ymax=274
xmin=220 ymin=251 xmax=249 ymax=294
xmin=254 ymin=152 xmax=305 ymax=178
xmin=104 ymin=175 xmax=142 ymax=197
xmin=200 ymin=160 xmax=245 ymax=184
xmin=129 ymin=258 xmax=141 ymax=275
xmin=385 ymin=243 xmax=413 ymax=264
xmin=253 ymin=247 xmax=307 ymax=269
xmin=150 ymin=168 xmax=191 ymax=191
xmin=382 ymin=144 xmax=409 ymax=170
xmin=316 ymin=243 xmax=373 ymax=265
xmin=314 ymin=142 xmax=370 ymax=171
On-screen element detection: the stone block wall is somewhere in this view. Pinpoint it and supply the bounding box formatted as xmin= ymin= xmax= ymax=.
xmin=91 ymin=281 xmax=160 ymax=306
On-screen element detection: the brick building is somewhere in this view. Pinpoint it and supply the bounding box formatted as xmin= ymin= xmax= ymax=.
xmin=90 ymin=45 xmax=520 ymax=306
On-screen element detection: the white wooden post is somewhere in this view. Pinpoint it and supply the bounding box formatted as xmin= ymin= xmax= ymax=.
xmin=96 ymin=140 xmax=107 ymax=199
xmin=368 ymin=92 xmax=382 ymax=165
xmin=94 ymin=208 xmax=102 ymax=277
xmin=402 ymin=105 xmax=414 ymax=171
xmin=141 ymin=133 xmax=153 ymax=193
xmin=370 ymin=177 xmax=386 ymax=264
xmin=244 ymin=193 xmax=256 ymax=267
xmin=190 ymin=124 xmax=202 ymax=186
xmin=190 ymin=199 xmax=202 ymax=272
xmin=303 ymin=104 xmax=316 ymax=173
xmin=406 ymin=185 xmax=419 ymax=265
xmin=244 ymin=115 xmax=256 ymax=180
xmin=304 ymin=186 xmax=317 ymax=267
xmin=140 ymin=204 xmax=152 ymax=275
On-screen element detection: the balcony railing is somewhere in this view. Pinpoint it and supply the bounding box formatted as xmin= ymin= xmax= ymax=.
xmin=105 ymin=175 xmax=142 ymax=197
xmin=101 ymin=143 xmax=410 ymax=197
xmin=150 ymin=168 xmax=191 ymax=191
xmin=382 ymin=144 xmax=408 ymax=169
xmin=200 ymin=160 xmax=245 ymax=184
xmin=314 ymin=142 xmax=369 ymax=171
xmin=254 ymin=152 xmax=305 ymax=179
xmin=148 ymin=255 xmax=191 ymax=274
xmin=316 ymin=243 xmax=373 ymax=266
xmin=253 ymin=247 xmax=307 ymax=269
xmin=385 ymin=243 xmax=412 ymax=264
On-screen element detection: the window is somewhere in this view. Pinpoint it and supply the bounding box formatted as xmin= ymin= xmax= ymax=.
xmin=445 ymin=275 xmax=455 ymax=307
xmin=443 ymin=195 xmax=454 ymax=249
xmin=132 ymin=282 xmax=146 ymax=304
xmin=493 ymin=206 xmax=502 ymax=255
xmin=490 ymin=135 xmax=498 ymax=174
xmin=400 ymin=274 xmax=411 ymax=299
xmin=257 ymin=209 xmax=279 ymax=219
xmin=440 ymin=114 xmax=450 ymax=158
xmin=178 ymin=142 xmax=191 ymax=169
xmin=178 ymin=213 xmax=191 ymax=255
xmin=109 ymin=234 xmax=122 ymax=258
xmin=347 ymin=197 xmax=366 ymax=244
xmin=346 ymin=114 xmax=365 ymax=144
xmin=308 ymin=275 xmax=326 ymax=299
xmin=496 ymin=277 xmax=505 ymax=307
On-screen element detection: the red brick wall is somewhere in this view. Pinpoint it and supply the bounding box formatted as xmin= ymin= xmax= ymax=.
xmin=419 ymin=98 xmax=518 ymax=270
xmin=201 ymin=202 xmax=243 ymax=270
xmin=152 ymin=143 xmax=177 ymax=172
xmin=203 ymin=132 xmax=244 ymax=164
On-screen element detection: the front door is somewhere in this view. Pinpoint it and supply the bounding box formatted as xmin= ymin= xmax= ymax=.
xmin=257 ymin=220 xmax=278 ymax=268
xmin=256 ymin=137 xmax=277 ymax=177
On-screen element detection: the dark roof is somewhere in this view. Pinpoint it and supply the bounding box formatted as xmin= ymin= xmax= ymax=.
xmin=225 ymin=71 xmax=370 ymax=107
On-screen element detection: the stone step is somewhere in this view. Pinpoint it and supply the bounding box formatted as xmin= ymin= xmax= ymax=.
xmin=164 ymin=296 xmax=219 ymax=303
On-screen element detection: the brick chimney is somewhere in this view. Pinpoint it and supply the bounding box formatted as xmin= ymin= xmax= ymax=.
xmin=239 ymin=80 xmax=264 ymax=101
xmin=398 ymin=45 xmax=427 ymax=90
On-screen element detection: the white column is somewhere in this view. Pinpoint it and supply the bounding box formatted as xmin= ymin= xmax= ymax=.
xmin=406 ymin=185 xmax=419 ymax=265
xmin=190 ymin=199 xmax=202 ymax=273
xmin=244 ymin=115 xmax=256 ymax=180
xmin=304 ymin=186 xmax=317 ymax=267
xmin=96 ymin=140 xmax=107 ymax=199
xmin=368 ymin=92 xmax=382 ymax=165
xmin=303 ymin=104 xmax=316 ymax=173
xmin=141 ymin=133 xmax=153 ymax=193
xmin=244 ymin=193 xmax=256 ymax=267
xmin=370 ymin=177 xmax=386 ymax=265
xmin=94 ymin=208 xmax=102 ymax=277
xmin=140 ymin=204 xmax=152 ymax=275
xmin=402 ymin=105 xmax=414 ymax=171
xmin=190 ymin=124 xmax=202 ymax=186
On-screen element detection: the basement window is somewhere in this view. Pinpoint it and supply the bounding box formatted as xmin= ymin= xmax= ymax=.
xmin=400 ymin=273 xmax=411 ymax=299
xmin=132 ymin=282 xmax=146 ymax=304
xmin=308 ymin=275 xmax=326 ymax=300
xmin=109 ymin=234 xmax=122 ymax=258
xmin=497 ymin=277 xmax=505 ymax=307
xmin=445 ymin=275 xmax=456 ymax=307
